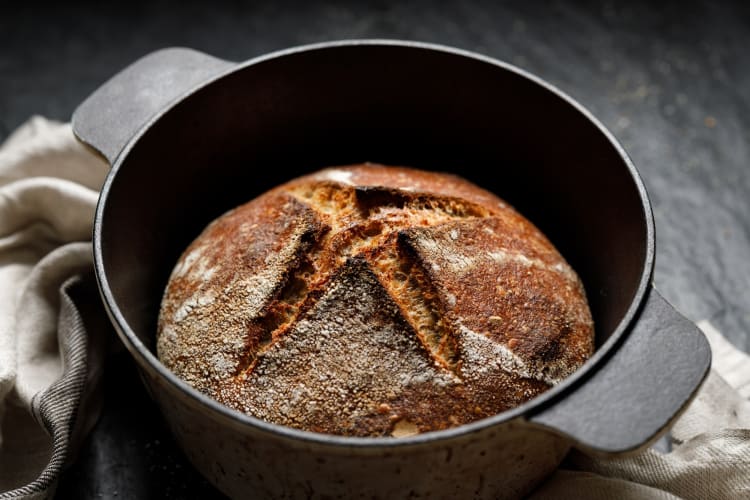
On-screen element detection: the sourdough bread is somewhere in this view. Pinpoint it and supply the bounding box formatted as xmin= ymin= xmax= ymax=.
xmin=157 ymin=163 xmax=594 ymax=437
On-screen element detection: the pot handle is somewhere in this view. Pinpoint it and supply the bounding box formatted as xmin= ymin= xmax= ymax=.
xmin=72 ymin=47 xmax=234 ymax=165
xmin=528 ymin=286 xmax=711 ymax=455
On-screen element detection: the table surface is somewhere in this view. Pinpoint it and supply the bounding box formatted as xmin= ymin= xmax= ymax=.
xmin=2 ymin=1 xmax=749 ymax=498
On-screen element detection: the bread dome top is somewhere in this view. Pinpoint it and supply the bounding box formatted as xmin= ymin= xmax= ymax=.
xmin=157 ymin=164 xmax=594 ymax=437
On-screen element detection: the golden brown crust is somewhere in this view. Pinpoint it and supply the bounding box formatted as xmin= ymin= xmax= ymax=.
xmin=157 ymin=163 xmax=594 ymax=437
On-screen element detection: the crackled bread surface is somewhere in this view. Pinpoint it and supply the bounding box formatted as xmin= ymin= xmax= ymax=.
xmin=157 ymin=163 xmax=594 ymax=437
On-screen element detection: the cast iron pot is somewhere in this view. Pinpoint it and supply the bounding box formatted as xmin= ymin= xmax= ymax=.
xmin=72 ymin=40 xmax=711 ymax=499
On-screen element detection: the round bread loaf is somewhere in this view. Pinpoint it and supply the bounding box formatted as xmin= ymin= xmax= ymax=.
xmin=157 ymin=163 xmax=594 ymax=437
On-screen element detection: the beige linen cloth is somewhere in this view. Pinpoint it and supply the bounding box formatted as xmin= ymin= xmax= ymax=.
xmin=0 ymin=117 xmax=748 ymax=499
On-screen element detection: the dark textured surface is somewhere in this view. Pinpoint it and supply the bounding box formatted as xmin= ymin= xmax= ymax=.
xmin=1 ymin=1 xmax=748 ymax=498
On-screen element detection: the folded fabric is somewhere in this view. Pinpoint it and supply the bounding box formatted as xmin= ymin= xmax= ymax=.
xmin=0 ymin=117 xmax=748 ymax=499
xmin=0 ymin=117 xmax=108 ymax=499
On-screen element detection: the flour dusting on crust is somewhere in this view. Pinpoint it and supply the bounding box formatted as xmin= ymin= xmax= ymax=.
xmin=157 ymin=163 xmax=595 ymax=437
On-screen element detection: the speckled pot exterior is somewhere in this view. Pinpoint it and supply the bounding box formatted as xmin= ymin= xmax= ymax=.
xmin=74 ymin=40 xmax=712 ymax=499
xmin=140 ymin=358 xmax=569 ymax=499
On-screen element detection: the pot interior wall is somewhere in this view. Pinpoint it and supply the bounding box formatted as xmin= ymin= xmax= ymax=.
xmin=100 ymin=44 xmax=649 ymax=353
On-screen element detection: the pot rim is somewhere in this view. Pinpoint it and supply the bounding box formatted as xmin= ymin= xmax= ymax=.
xmin=92 ymin=38 xmax=655 ymax=448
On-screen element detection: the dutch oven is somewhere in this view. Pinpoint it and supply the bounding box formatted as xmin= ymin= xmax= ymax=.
xmin=72 ymin=40 xmax=711 ymax=499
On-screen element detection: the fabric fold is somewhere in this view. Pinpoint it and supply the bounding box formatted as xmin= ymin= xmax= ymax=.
xmin=2 ymin=274 xmax=99 ymax=500
xmin=0 ymin=117 xmax=108 ymax=498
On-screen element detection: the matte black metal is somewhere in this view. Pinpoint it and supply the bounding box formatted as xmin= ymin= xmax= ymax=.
xmin=72 ymin=40 xmax=710 ymax=493
xmin=73 ymin=47 xmax=234 ymax=164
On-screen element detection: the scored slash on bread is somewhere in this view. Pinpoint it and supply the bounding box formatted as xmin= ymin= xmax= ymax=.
xmin=157 ymin=163 xmax=594 ymax=437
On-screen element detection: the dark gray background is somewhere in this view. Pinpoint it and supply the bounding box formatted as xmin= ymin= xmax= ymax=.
xmin=2 ymin=1 xmax=748 ymax=498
